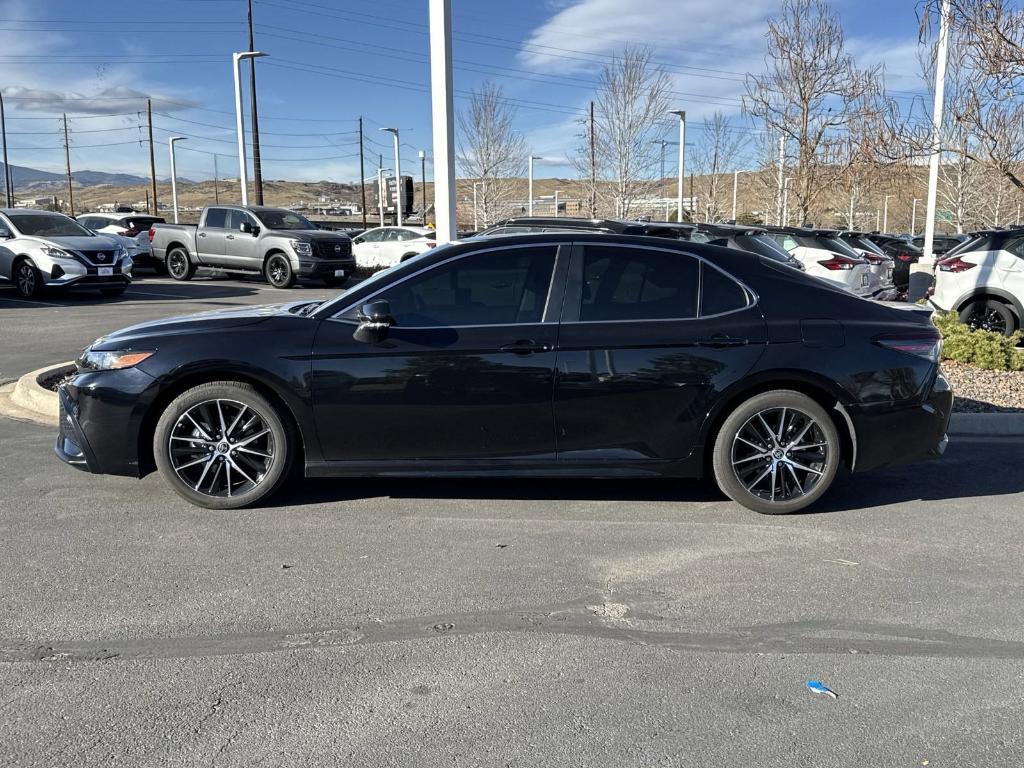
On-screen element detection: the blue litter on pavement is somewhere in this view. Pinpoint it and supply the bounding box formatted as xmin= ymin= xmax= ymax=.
xmin=806 ymin=680 xmax=839 ymax=699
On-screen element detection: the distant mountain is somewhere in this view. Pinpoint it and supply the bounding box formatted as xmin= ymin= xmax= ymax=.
xmin=0 ymin=162 xmax=151 ymax=188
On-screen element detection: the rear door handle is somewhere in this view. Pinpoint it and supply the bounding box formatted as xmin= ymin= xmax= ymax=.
xmin=499 ymin=339 xmax=551 ymax=355
xmin=696 ymin=335 xmax=747 ymax=348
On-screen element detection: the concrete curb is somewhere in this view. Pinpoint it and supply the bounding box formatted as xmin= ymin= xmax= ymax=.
xmin=948 ymin=412 xmax=1024 ymax=437
xmin=2 ymin=361 xmax=75 ymax=425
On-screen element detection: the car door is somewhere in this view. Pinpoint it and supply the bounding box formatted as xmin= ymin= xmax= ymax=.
xmin=223 ymin=209 xmax=261 ymax=271
xmin=311 ymin=242 xmax=568 ymax=464
xmin=378 ymin=228 xmax=405 ymax=265
xmin=196 ymin=208 xmax=229 ymax=265
xmin=353 ymin=228 xmax=383 ymax=266
xmin=553 ymin=242 xmax=767 ymax=466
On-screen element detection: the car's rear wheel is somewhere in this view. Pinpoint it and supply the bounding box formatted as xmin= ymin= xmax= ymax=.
xmin=959 ymin=298 xmax=1016 ymax=336
xmin=264 ymin=253 xmax=295 ymax=289
xmin=14 ymin=259 xmax=45 ymax=299
xmin=153 ymin=382 xmax=294 ymax=509
xmin=712 ymin=390 xmax=840 ymax=515
xmin=167 ymin=248 xmax=195 ymax=281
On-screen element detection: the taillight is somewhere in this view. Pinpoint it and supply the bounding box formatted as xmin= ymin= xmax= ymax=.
xmin=896 ymin=251 xmax=916 ymax=262
xmin=874 ymin=332 xmax=941 ymax=362
xmin=425 ymin=240 xmax=436 ymax=247
xmin=147 ymin=226 xmax=156 ymax=242
xmin=863 ymin=253 xmax=886 ymax=264
xmin=938 ymin=256 xmax=977 ymax=272
xmin=817 ymin=254 xmax=859 ymax=270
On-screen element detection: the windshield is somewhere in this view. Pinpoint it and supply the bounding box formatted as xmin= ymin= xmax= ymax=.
xmin=256 ymin=209 xmax=315 ymax=231
xmin=736 ymin=234 xmax=796 ymax=264
xmin=8 ymin=213 xmax=93 ymax=237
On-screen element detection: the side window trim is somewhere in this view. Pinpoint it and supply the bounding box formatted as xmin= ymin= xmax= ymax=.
xmin=561 ymin=240 xmax=756 ymax=324
xmin=328 ymin=241 xmax=566 ymax=326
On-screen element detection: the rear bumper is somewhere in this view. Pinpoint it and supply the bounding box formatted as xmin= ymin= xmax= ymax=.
xmin=848 ymin=372 xmax=953 ymax=472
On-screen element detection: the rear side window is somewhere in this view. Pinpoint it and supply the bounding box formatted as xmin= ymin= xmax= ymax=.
xmin=204 ymin=208 xmax=228 ymax=228
xmin=700 ymin=263 xmax=750 ymax=316
xmin=580 ymin=245 xmax=698 ymax=321
xmin=1005 ymin=238 xmax=1024 ymax=258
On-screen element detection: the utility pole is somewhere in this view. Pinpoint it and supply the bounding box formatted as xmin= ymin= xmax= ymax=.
xmin=589 ymin=100 xmax=597 ymax=218
xmin=246 ymin=0 xmax=264 ymax=205
xmin=358 ymin=117 xmax=367 ymax=228
xmin=213 ymin=154 xmax=220 ymax=204
xmin=0 ymin=91 xmax=11 ymax=207
xmin=776 ymin=135 xmax=785 ymax=226
xmin=62 ymin=114 xmax=74 ymax=216
xmin=147 ymin=99 xmax=157 ymax=215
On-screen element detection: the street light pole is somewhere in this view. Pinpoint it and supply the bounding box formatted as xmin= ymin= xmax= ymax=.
xmin=882 ymin=194 xmax=893 ymax=233
xmin=782 ymin=177 xmax=793 ymax=227
xmin=419 ymin=150 xmax=427 ymax=218
xmin=0 ymin=91 xmax=11 ymax=207
xmin=911 ymin=197 xmax=921 ymax=235
xmin=168 ymin=136 xmax=186 ymax=224
xmin=380 ymin=128 xmax=402 ymax=226
xmin=232 ymin=50 xmax=267 ymax=207
xmin=473 ymin=181 xmax=479 ymax=230
xmin=669 ymin=110 xmax=686 ymax=222
xmin=428 ymin=0 xmax=456 ymax=243
xmin=528 ymin=155 xmax=542 ymax=215
xmin=731 ymin=170 xmax=738 ymax=221
xmin=377 ymin=167 xmax=391 ymax=227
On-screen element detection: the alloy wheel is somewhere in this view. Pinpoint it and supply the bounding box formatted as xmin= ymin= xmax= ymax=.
xmin=730 ymin=406 xmax=829 ymax=504
xmin=16 ymin=263 xmax=36 ymax=296
xmin=966 ymin=305 xmax=1007 ymax=334
xmin=267 ymin=256 xmax=289 ymax=286
xmin=168 ymin=398 xmax=275 ymax=498
xmin=168 ymin=251 xmax=187 ymax=279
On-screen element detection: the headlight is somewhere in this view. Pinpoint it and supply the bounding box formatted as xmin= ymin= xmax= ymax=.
xmin=290 ymin=240 xmax=313 ymax=256
xmin=78 ymin=349 xmax=154 ymax=371
xmin=41 ymin=245 xmax=77 ymax=260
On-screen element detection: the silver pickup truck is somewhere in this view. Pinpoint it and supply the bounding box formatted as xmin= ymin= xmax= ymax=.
xmin=150 ymin=205 xmax=355 ymax=288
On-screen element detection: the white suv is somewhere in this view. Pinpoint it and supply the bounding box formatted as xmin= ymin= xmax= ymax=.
xmin=77 ymin=212 xmax=165 ymax=270
xmin=930 ymin=229 xmax=1024 ymax=336
xmin=763 ymin=227 xmax=875 ymax=298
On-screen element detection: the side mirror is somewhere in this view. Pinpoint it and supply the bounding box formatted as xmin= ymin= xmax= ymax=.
xmin=0 ymin=227 xmax=11 ymax=239
xmin=240 ymin=221 xmax=259 ymax=236
xmin=352 ymin=235 xmax=364 ymax=244
xmin=353 ymin=300 xmax=393 ymax=343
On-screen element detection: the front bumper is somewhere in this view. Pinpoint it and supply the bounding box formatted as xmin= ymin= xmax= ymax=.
xmin=848 ymin=372 xmax=953 ymax=473
xmin=43 ymin=257 xmax=133 ymax=290
xmin=296 ymin=258 xmax=357 ymax=278
xmin=54 ymin=386 xmax=97 ymax=472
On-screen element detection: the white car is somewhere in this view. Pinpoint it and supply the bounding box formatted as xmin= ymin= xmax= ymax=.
xmin=930 ymin=228 xmax=1024 ymax=336
xmin=351 ymin=226 xmax=436 ymax=268
xmin=77 ymin=212 xmax=165 ymax=270
xmin=837 ymin=231 xmax=897 ymax=299
xmin=764 ymin=227 xmax=875 ymax=298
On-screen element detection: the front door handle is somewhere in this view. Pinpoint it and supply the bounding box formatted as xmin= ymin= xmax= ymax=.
xmin=696 ymin=335 xmax=748 ymax=348
xmin=226 ymin=234 xmax=235 ymax=240
xmin=499 ymin=339 xmax=551 ymax=355
xmin=198 ymin=232 xmax=207 ymax=238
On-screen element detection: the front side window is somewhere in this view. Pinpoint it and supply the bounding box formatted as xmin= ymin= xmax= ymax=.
xmin=204 ymin=208 xmax=228 ymax=228
xmin=227 ymin=209 xmax=258 ymax=231
xmin=368 ymin=245 xmax=557 ymax=327
xmin=360 ymin=229 xmax=383 ymax=242
xmin=580 ymin=245 xmax=698 ymax=322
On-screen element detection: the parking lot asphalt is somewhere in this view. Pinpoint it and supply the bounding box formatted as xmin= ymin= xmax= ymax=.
xmin=2 ymin=274 xmax=1024 ymax=766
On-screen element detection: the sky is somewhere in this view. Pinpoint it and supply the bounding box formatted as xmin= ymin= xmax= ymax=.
xmin=0 ymin=0 xmax=928 ymax=185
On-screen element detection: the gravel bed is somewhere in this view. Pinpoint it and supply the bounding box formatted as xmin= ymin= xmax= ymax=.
xmin=942 ymin=360 xmax=1024 ymax=413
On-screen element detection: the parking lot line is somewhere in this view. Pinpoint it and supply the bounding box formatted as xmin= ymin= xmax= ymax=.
xmin=124 ymin=289 xmax=195 ymax=299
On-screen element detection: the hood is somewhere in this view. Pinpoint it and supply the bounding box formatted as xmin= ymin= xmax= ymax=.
xmin=271 ymin=229 xmax=351 ymax=242
xmin=35 ymin=234 xmax=121 ymax=252
xmin=91 ymin=302 xmax=306 ymax=349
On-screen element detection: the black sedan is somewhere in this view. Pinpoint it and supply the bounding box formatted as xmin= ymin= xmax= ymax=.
xmin=55 ymin=234 xmax=952 ymax=515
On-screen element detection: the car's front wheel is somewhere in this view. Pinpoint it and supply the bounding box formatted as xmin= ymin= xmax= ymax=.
xmin=14 ymin=259 xmax=45 ymax=299
xmin=712 ymin=390 xmax=840 ymax=515
xmin=959 ymin=298 xmax=1017 ymax=336
xmin=153 ymin=381 xmax=294 ymax=509
xmin=264 ymin=253 xmax=295 ymax=289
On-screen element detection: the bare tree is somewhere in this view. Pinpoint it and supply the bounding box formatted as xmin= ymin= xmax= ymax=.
xmin=584 ymin=46 xmax=673 ymax=218
xmin=743 ymin=0 xmax=883 ymax=224
xmin=457 ymin=81 xmax=527 ymax=227
xmin=691 ymin=112 xmax=748 ymax=222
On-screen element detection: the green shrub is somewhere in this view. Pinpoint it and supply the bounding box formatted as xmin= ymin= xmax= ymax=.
xmin=932 ymin=311 xmax=1024 ymax=371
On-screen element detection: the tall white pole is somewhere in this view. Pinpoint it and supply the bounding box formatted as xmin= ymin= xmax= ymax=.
xmin=776 ymin=135 xmax=785 ymax=226
xmin=380 ymin=128 xmax=402 ymax=227
xmin=232 ymin=51 xmax=266 ymax=207
xmin=670 ymin=110 xmax=686 ymax=222
xmin=473 ymin=182 xmax=479 ymax=230
xmin=731 ymin=170 xmax=738 ymax=220
xmin=528 ymin=155 xmax=536 ymax=215
xmin=782 ymin=177 xmax=792 ymax=227
xmin=921 ymin=0 xmax=951 ymax=273
xmin=883 ymin=194 xmax=892 ymax=233
xmin=911 ymin=198 xmax=920 ymax=235
xmin=377 ymin=168 xmax=389 ymax=226
xmin=428 ymin=0 xmax=456 ymax=244
xmin=168 ymin=137 xmax=185 ymax=224
xmin=554 ymin=189 xmax=560 ymax=218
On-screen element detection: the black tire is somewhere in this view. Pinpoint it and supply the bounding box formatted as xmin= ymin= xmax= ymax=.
xmin=712 ymin=390 xmax=840 ymax=515
xmin=100 ymin=286 xmax=127 ymax=297
xmin=264 ymin=253 xmax=296 ymax=289
xmin=153 ymin=381 xmax=294 ymax=510
xmin=13 ymin=258 xmax=45 ymax=299
xmin=959 ymin=298 xmax=1017 ymax=336
xmin=166 ymin=247 xmax=195 ymax=281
